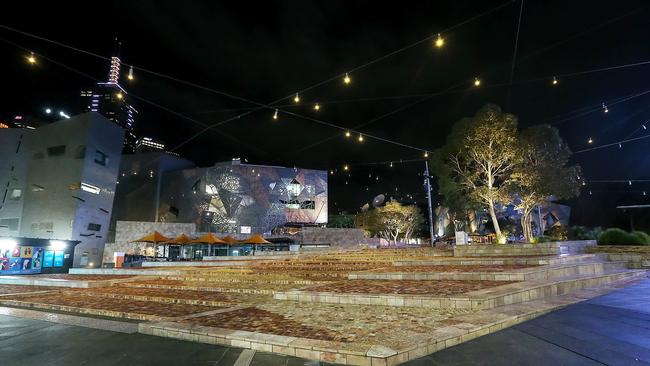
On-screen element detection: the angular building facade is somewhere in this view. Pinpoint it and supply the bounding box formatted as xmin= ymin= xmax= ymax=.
xmin=0 ymin=112 xmax=124 ymax=267
xmin=158 ymin=162 xmax=328 ymax=234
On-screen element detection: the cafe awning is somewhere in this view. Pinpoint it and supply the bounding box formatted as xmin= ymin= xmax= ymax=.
xmin=221 ymin=235 xmax=240 ymax=244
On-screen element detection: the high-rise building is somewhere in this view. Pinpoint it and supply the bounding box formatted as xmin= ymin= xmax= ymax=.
xmin=135 ymin=136 xmax=165 ymax=153
xmin=81 ymin=56 xmax=138 ymax=152
xmin=0 ymin=112 xmax=125 ymax=267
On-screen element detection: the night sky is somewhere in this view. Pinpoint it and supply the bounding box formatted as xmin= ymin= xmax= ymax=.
xmin=2 ymin=1 xmax=650 ymax=228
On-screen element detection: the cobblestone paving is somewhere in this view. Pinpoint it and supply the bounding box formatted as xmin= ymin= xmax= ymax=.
xmin=0 ymin=285 xmax=57 ymax=294
xmin=366 ymin=264 xmax=538 ymax=273
xmin=183 ymin=307 xmax=346 ymax=342
xmin=257 ymin=301 xmax=474 ymax=348
xmin=78 ymin=287 xmax=236 ymax=303
xmin=120 ymin=279 xmax=299 ymax=292
xmin=30 ymin=274 xmax=135 ymax=280
xmin=2 ymin=292 xmax=221 ymax=317
xmin=305 ymin=279 xmax=512 ymax=295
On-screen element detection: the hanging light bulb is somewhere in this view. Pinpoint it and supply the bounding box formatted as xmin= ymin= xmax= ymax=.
xmin=343 ymin=73 xmax=351 ymax=85
xmin=643 ymin=124 xmax=647 ymax=130
xmin=345 ymin=131 xmax=351 ymax=138
xmin=127 ymin=66 xmax=134 ymax=80
xmin=116 ymin=92 xmax=124 ymax=100
xmin=619 ymin=143 xmax=622 ymax=148
xmin=474 ymin=77 xmax=481 ymax=87
xmin=587 ymin=137 xmax=593 ymax=144
xmin=424 ymin=151 xmax=429 ymax=158
xmin=582 ymin=181 xmax=586 ymax=186
xmin=313 ymin=103 xmax=320 ymax=111
xmin=434 ymin=33 xmax=444 ymax=48
xmin=272 ymin=109 xmax=279 ymax=120
xmin=389 ymin=162 xmax=393 ymax=168
xmin=343 ymin=165 xmax=349 ymax=171
xmin=358 ymin=134 xmax=364 ymax=142
xmin=589 ymin=190 xmax=592 ymax=195
xmin=552 ymin=76 xmax=558 ymax=85
xmin=293 ymin=93 xmax=300 ymax=103
xmin=629 ymin=180 xmax=632 ymax=185
xmin=330 ymin=170 xmax=334 ymax=175
xmin=27 ymin=51 xmax=36 ymax=64
xmin=602 ymin=102 xmax=608 ymax=113
xmin=644 ymin=191 xmax=647 ymax=196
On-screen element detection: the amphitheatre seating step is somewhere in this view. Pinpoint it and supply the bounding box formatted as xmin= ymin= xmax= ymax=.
xmin=393 ymin=254 xmax=604 ymax=267
xmin=349 ymin=260 xmax=629 ymax=282
xmin=274 ymin=269 xmax=647 ymax=310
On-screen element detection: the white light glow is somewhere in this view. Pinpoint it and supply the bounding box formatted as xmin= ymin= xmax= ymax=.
xmin=81 ymin=182 xmax=101 ymax=194
xmin=0 ymin=238 xmax=17 ymax=251
xmin=49 ymin=240 xmax=66 ymax=251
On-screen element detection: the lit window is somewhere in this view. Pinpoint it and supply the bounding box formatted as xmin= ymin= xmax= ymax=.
xmin=94 ymin=150 xmax=108 ymax=166
xmin=31 ymin=184 xmax=45 ymax=192
xmin=81 ymin=182 xmax=100 ymax=195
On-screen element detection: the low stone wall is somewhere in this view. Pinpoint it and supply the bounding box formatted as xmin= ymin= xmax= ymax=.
xmin=453 ymin=240 xmax=596 ymax=257
xmin=103 ymin=221 xmax=197 ymax=265
xmin=298 ymin=227 xmax=368 ymax=249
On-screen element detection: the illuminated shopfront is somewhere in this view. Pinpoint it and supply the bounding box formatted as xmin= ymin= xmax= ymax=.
xmin=0 ymin=237 xmax=78 ymax=275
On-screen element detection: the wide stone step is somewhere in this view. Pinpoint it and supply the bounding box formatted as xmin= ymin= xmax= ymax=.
xmin=349 ymin=261 xmax=628 ymax=282
xmin=274 ymin=269 xmax=647 ymax=310
xmin=393 ymin=254 xmax=603 ymax=267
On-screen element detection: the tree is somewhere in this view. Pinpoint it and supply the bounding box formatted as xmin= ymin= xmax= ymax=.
xmin=510 ymin=125 xmax=581 ymax=242
xmin=355 ymin=200 xmax=423 ymax=243
xmin=432 ymin=104 xmax=518 ymax=241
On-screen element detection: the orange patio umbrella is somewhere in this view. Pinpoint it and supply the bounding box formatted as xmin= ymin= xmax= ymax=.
xmin=191 ymin=232 xmax=227 ymax=244
xmin=241 ymin=234 xmax=272 ymax=244
xmin=221 ymin=235 xmax=240 ymax=244
xmin=166 ymin=234 xmax=192 ymax=245
xmin=131 ymin=231 xmax=169 ymax=243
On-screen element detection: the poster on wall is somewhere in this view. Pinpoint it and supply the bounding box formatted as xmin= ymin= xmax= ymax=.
xmin=43 ymin=250 xmax=54 ymax=268
xmin=0 ymin=246 xmax=44 ymax=275
xmin=53 ymin=251 xmax=64 ymax=267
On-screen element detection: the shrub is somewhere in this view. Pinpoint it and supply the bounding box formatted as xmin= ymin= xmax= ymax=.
xmin=536 ymin=236 xmax=552 ymax=243
xmin=545 ymin=225 xmax=568 ymax=241
xmin=631 ymin=231 xmax=650 ymax=245
xmin=570 ymin=226 xmax=603 ymax=240
xmin=598 ymin=228 xmax=644 ymax=245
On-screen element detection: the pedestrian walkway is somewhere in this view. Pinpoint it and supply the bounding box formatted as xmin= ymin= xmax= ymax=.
xmin=404 ymin=276 xmax=650 ymax=366
xmin=0 ymin=311 xmax=328 ymax=366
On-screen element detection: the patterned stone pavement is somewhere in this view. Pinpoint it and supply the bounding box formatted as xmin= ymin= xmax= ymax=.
xmin=29 ymin=274 xmax=135 ymax=280
xmin=1 ymin=292 xmax=222 ymax=319
xmin=304 ymin=279 xmax=513 ymax=295
xmin=0 ymin=284 xmax=57 ymax=295
xmin=366 ymin=264 xmax=538 ymax=273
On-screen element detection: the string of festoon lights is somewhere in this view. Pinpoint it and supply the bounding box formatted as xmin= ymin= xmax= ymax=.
xmin=5 ymin=0 xmax=650 ymax=175
xmin=17 ymin=35 xmax=650 ymax=177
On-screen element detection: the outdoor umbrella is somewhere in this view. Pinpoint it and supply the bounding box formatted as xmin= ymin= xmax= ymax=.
xmin=221 ymin=235 xmax=239 ymax=244
xmin=240 ymin=234 xmax=272 ymax=255
xmin=131 ymin=231 xmax=170 ymax=257
xmin=164 ymin=234 xmax=192 ymax=259
xmin=191 ymin=233 xmax=227 ymax=258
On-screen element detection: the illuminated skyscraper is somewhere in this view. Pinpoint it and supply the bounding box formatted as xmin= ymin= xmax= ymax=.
xmin=81 ymin=54 xmax=138 ymax=152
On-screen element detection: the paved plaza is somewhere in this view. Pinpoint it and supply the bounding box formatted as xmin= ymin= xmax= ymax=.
xmin=0 ymin=245 xmax=647 ymax=365
xmin=0 ymin=277 xmax=648 ymax=365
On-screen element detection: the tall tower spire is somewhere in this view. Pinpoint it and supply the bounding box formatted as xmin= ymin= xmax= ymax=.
xmin=107 ymin=38 xmax=121 ymax=84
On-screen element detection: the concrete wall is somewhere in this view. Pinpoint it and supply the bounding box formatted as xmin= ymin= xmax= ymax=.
xmin=18 ymin=113 xmax=124 ymax=267
xmin=103 ymin=220 xmax=196 ymax=264
xmin=0 ymin=129 xmax=31 ymax=237
xmin=453 ymin=240 xmax=597 ymax=257
xmin=298 ymin=227 xmax=368 ymax=249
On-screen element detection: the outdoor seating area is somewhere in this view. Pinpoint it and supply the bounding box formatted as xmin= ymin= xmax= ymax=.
xmin=0 ymin=245 xmax=646 ymax=365
xmin=129 ymin=231 xmax=285 ymax=262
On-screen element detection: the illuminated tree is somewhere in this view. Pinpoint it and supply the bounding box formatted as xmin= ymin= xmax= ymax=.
xmin=510 ymin=125 xmax=581 ymax=242
xmin=432 ymin=104 xmax=518 ymax=241
xmin=355 ymin=201 xmax=423 ymax=243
